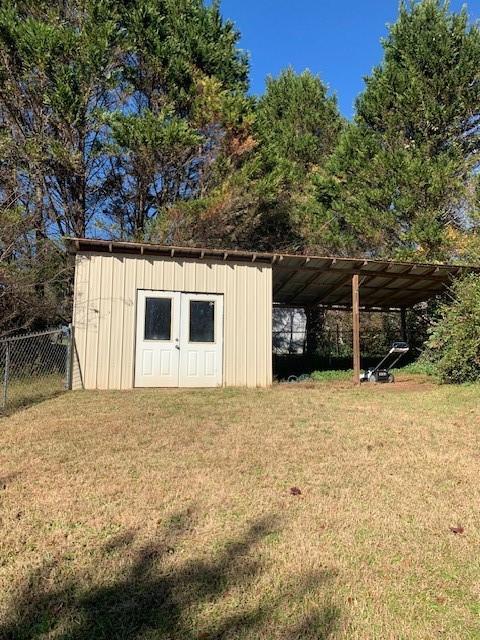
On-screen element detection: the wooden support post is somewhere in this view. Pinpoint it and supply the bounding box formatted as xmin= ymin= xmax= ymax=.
xmin=400 ymin=308 xmax=407 ymax=342
xmin=352 ymin=274 xmax=360 ymax=385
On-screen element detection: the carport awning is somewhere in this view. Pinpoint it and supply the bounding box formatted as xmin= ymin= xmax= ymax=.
xmin=271 ymin=255 xmax=475 ymax=310
xmin=67 ymin=238 xmax=479 ymax=311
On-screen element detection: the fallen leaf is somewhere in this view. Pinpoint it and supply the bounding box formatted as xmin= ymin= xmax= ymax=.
xmin=290 ymin=487 xmax=302 ymax=496
xmin=449 ymin=526 xmax=464 ymax=535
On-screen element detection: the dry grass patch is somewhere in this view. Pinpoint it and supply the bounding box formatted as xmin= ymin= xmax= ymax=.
xmin=1 ymin=373 xmax=65 ymax=415
xmin=0 ymin=376 xmax=479 ymax=639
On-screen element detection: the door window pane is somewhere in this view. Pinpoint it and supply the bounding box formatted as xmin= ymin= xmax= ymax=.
xmin=144 ymin=297 xmax=171 ymax=340
xmin=189 ymin=300 xmax=215 ymax=342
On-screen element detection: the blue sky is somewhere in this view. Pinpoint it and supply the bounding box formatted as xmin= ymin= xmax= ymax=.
xmin=219 ymin=0 xmax=480 ymax=118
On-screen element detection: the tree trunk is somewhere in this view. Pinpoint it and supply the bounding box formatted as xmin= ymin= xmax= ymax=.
xmin=33 ymin=168 xmax=47 ymax=299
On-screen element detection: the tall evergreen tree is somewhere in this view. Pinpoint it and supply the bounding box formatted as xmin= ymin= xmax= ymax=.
xmin=0 ymin=0 xmax=121 ymax=332
xmin=315 ymin=0 xmax=480 ymax=260
xmin=0 ymin=0 xmax=250 ymax=332
xmin=159 ymin=68 xmax=343 ymax=251
xmin=0 ymin=0 xmax=121 ymax=238
xmin=251 ymin=68 xmax=344 ymax=251
xmin=105 ymin=0 xmax=250 ymax=237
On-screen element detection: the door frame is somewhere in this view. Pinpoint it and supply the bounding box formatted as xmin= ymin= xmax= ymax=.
xmin=178 ymin=292 xmax=224 ymax=387
xmin=133 ymin=289 xmax=224 ymax=388
xmin=134 ymin=289 xmax=181 ymax=388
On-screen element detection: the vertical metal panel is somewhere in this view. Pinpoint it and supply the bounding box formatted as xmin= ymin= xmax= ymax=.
xmin=256 ymin=265 xmax=267 ymax=388
xmin=108 ymin=256 xmax=125 ymax=389
xmin=163 ymin=260 xmax=174 ymax=290
xmin=144 ymin=257 xmax=154 ymax=290
xmin=121 ymin=257 xmax=137 ymax=389
xmin=152 ymin=257 xmax=164 ymax=289
xmin=224 ymin=263 xmax=236 ymax=386
xmin=214 ymin=262 xmax=225 ymax=294
xmin=245 ymin=265 xmax=257 ymax=387
xmin=205 ymin=263 xmax=217 ymax=293
xmin=265 ymin=267 xmax=273 ymax=386
xmin=234 ymin=264 xmax=247 ymax=386
xmin=96 ymin=254 xmax=113 ymax=388
xmin=173 ymin=259 xmax=184 ymax=290
xmin=84 ymin=255 xmax=102 ymax=389
xmin=215 ymin=263 xmax=227 ymax=383
xmin=136 ymin=255 xmax=146 ymax=291
xmin=72 ymin=255 xmax=89 ymax=390
xmin=195 ymin=261 xmax=207 ymax=292
xmin=73 ymin=253 xmax=273 ymax=389
xmin=184 ymin=260 xmax=196 ymax=290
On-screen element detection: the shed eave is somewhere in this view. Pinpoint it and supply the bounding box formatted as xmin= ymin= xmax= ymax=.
xmin=65 ymin=237 xmax=479 ymax=309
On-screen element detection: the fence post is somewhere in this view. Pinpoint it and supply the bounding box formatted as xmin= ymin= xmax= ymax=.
xmin=65 ymin=324 xmax=73 ymax=390
xmin=2 ymin=340 xmax=10 ymax=409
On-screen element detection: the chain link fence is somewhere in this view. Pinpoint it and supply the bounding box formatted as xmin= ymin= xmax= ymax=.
xmin=0 ymin=327 xmax=72 ymax=414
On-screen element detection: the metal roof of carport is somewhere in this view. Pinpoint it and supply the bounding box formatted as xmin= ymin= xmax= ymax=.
xmin=67 ymin=238 xmax=480 ymax=311
xmin=270 ymin=254 xmax=473 ymax=310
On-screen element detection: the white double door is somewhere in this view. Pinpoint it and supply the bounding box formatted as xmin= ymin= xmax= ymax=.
xmin=135 ymin=290 xmax=223 ymax=387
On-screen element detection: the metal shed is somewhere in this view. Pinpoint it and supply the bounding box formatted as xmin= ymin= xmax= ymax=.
xmin=67 ymin=238 xmax=477 ymax=388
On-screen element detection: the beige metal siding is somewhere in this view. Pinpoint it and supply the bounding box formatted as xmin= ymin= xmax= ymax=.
xmin=72 ymin=252 xmax=272 ymax=389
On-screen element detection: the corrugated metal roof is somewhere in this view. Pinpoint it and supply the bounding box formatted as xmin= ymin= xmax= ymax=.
xmin=66 ymin=237 xmax=479 ymax=310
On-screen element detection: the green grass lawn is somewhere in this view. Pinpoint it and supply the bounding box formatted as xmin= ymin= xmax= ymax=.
xmin=0 ymin=375 xmax=479 ymax=639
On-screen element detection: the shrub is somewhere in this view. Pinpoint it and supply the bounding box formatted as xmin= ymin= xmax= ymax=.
xmin=310 ymin=369 xmax=352 ymax=382
xmin=423 ymin=274 xmax=480 ymax=383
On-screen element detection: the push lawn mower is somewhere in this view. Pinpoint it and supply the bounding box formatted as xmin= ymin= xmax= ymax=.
xmin=360 ymin=341 xmax=409 ymax=383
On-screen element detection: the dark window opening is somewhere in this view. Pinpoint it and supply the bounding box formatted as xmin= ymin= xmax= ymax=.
xmin=144 ymin=297 xmax=171 ymax=340
xmin=189 ymin=300 xmax=215 ymax=342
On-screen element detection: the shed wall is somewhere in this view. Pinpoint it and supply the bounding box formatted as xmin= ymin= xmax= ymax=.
xmin=72 ymin=252 xmax=272 ymax=389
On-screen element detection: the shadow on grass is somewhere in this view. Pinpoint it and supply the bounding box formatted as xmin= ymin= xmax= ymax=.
xmin=0 ymin=390 xmax=66 ymax=417
xmin=1 ymin=511 xmax=340 ymax=639
xmin=0 ymin=375 xmax=66 ymax=417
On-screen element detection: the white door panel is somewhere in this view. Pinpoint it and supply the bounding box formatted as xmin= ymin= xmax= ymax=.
xmin=179 ymin=293 xmax=223 ymax=387
xmin=134 ymin=290 xmax=223 ymax=387
xmin=134 ymin=291 xmax=180 ymax=387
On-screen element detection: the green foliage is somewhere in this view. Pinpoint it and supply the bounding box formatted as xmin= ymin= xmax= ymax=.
xmin=398 ymin=360 xmax=437 ymax=377
xmin=105 ymin=0 xmax=250 ymax=235
xmin=245 ymin=69 xmax=343 ymax=251
xmin=0 ymin=0 xmax=249 ymax=238
xmin=122 ymin=0 xmax=248 ymax=99
xmin=423 ymin=274 xmax=480 ymax=383
xmin=158 ymin=68 xmax=344 ymax=251
xmin=0 ymin=0 xmax=250 ymax=329
xmin=256 ymin=68 xmax=342 ymax=172
xmin=310 ymin=369 xmax=352 ymax=382
xmin=315 ymin=0 xmax=480 ymax=260
xmin=1 ymin=0 xmax=480 ymax=341
xmin=106 ymin=109 xmax=202 ymax=161
xmin=0 ymin=0 xmax=122 ymax=236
